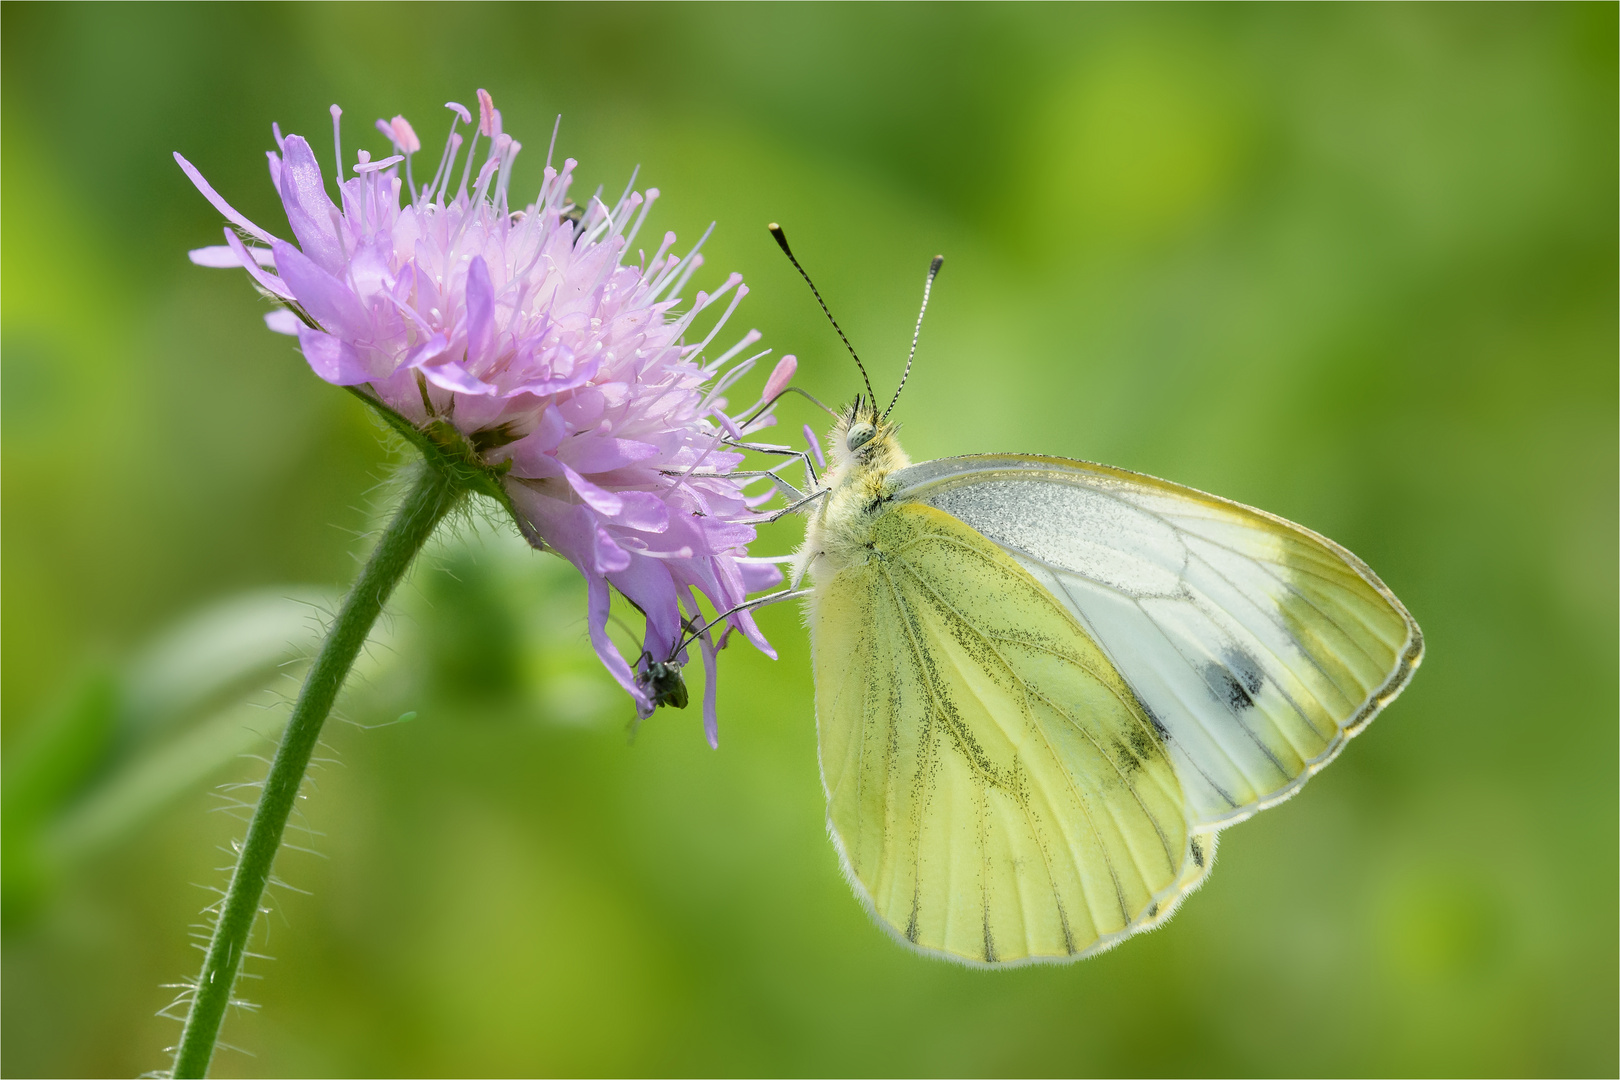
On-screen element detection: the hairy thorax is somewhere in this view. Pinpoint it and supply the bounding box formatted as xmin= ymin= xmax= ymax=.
xmin=795 ymin=410 xmax=911 ymax=583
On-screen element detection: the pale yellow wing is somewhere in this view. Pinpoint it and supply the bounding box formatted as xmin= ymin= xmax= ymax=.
xmin=810 ymin=502 xmax=1196 ymax=966
xmin=893 ymin=455 xmax=1424 ymax=829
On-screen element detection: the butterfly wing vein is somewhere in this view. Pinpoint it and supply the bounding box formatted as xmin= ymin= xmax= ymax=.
xmin=813 ymin=503 xmax=1195 ymax=965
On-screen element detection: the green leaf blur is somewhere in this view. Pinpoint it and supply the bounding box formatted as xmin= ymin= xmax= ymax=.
xmin=3 ymin=4 xmax=1614 ymax=1076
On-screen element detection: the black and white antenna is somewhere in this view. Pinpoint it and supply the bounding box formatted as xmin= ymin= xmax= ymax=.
xmin=768 ymin=223 xmax=877 ymax=409
xmin=885 ymin=255 xmax=943 ymax=419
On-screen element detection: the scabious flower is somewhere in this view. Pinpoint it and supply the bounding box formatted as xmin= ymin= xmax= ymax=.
xmin=177 ymin=91 xmax=791 ymax=745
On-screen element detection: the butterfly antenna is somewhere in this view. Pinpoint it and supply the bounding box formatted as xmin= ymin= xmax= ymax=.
xmin=769 ymin=223 xmax=876 ymax=409
xmin=885 ymin=254 xmax=943 ymax=419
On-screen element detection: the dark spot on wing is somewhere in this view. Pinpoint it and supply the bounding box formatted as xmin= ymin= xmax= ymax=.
xmin=1191 ymin=836 xmax=1206 ymax=869
xmin=1224 ymin=648 xmax=1264 ymax=695
xmin=1145 ymin=901 xmax=1159 ymax=918
xmin=1204 ymin=664 xmax=1256 ymax=711
xmin=983 ymin=916 xmax=997 ymax=964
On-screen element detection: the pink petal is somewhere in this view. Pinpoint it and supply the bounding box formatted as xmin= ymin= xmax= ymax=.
xmin=506 ymin=360 xmax=601 ymax=398
xmin=276 ymin=135 xmax=346 ymax=274
xmin=224 ymin=229 xmax=295 ymax=300
xmin=803 ymin=425 xmax=826 ymax=469
xmin=608 ymin=556 xmax=680 ymax=661
xmin=420 ymin=361 xmax=497 ymax=395
xmin=532 ymin=405 xmax=567 ymax=451
xmin=557 ymin=437 xmax=662 ymax=474
xmin=712 ymin=557 xmax=776 ymax=658
xmin=295 ymin=325 xmax=373 ymax=385
xmin=560 ymin=463 xmax=625 ymax=515
xmin=739 ymin=560 xmax=784 ymax=593
xmin=271 ymin=240 xmax=368 ymax=337
xmin=264 ymin=309 xmax=302 ymax=335
xmin=558 ymin=388 xmax=605 ymax=428
xmin=465 ymin=255 xmax=497 ymax=368
xmin=592 ymin=525 xmax=632 ymax=573
xmin=613 ymin=491 xmax=671 ymax=533
xmin=455 ymin=392 xmax=509 ymax=432
xmin=173 ymin=152 xmax=277 ymax=245
xmin=402 ymin=332 xmax=450 ymax=368
xmin=527 ymin=496 xmax=631 ymax=575
xmin=699 ymin=638 xmax=720 ymax=749
xmin=188 ymin=241 xmax=275 ymax=270
xmin=584 ymin=573 xmax=646 ymax=711
xmin=503 ymin=426 xmax=568 ymax=478
xmin=188 ymin=246 xmax=245 ymax=268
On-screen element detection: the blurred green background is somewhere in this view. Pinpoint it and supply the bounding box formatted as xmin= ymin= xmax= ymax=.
xmin=3 ymin=3 xmax=1615 ymax=1077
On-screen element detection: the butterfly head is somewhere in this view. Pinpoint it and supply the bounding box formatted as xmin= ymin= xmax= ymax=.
xmin=828 ymin=394 xmax=907 ymax=478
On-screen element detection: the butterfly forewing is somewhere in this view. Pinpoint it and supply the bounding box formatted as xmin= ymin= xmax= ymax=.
xmin=892 ymin=455 xmax=1423 ymax=830
xmin=811 ymin=502 xmax=1192 ymax=965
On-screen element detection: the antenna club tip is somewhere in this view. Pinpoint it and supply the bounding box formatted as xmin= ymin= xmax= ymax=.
xmin=768 ymin=223 xmax=794 ymax=256
xmin=930 ymin=255 xmax=945 ymax=271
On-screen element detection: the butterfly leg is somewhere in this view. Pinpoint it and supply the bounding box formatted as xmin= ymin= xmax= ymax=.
xmin=722 ymin=438 xmax=821 ymax=492
xmin=739 ymin=486 xmax=829 ymax=525
xmin=672 ymin=443 xmax=819 ymax=503
xmin=670 ymin=585 xmax=815 ymax=659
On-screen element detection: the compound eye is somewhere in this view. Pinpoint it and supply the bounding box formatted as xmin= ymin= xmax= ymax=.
xmin=845 ymin=423 xmax=876 ymax=451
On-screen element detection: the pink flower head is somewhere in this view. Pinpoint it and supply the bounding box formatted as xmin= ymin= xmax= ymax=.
xmin=177 ymin=92 xmax=790 ymax=745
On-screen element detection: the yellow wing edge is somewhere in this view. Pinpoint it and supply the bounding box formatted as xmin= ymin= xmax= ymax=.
xmin=815 ymin=804 xmax=1224 ymax=969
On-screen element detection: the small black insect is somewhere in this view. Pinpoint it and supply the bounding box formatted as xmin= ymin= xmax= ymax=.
xmin=639 ymin=654 xmax=689 ymax=710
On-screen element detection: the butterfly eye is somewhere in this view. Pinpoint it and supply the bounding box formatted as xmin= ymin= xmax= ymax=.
xmin=846 ymin=423 xmax=876 ymax=452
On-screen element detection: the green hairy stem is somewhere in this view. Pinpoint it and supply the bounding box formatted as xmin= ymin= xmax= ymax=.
xmin=171 ymin=463 xmax=464 ymax=1078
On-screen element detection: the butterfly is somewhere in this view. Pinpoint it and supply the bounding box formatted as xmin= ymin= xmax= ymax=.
xmin=679 ymin=226 xmax=1422 ymax=967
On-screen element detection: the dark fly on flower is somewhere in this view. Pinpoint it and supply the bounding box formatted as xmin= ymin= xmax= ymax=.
xmin=636 ymin=653 xmax=689 ymax=710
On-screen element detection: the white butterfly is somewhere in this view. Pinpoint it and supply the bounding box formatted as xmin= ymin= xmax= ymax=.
xmin=684 ymin=229 xmax=1422 ymax=966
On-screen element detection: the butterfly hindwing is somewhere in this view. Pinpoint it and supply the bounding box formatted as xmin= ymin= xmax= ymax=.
xmin=811 ymin=501 xmax=1194 ymax=965
xmin=893 ymin=455 xmax=1424 ymax=829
